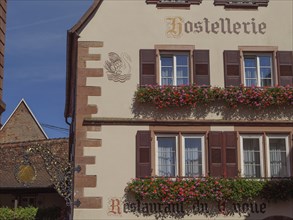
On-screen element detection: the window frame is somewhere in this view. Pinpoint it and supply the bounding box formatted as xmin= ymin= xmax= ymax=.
xmin=155 ymin=133 xmax=206 ymax=177
xmin=239 ymin=46 xmax=278 ymax=87
xmin=214 ymin=0 xmax=269 ymax=9
xmin=159 ymin=52 xmax=190 ymax=86
xmin=240 ymin=134 xmax=264 ymax=178
xmin=155 ymin=45 xmax=194 ymax=86
xmin=265 ymin=134 xmax=290 ymax=177
xmin=155 ymin=134 xmax=179 ymax=177
xmin=146 ymin=0 xmax=202 ymax=8
xmin=182 ymin=134 xmax=205 ymax=177
xmin=243 ymin=53 xmax=274 ymax=87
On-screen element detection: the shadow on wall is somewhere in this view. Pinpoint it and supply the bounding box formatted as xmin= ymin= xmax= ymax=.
xmin=132 ymin=101 xmax=293 ymax=121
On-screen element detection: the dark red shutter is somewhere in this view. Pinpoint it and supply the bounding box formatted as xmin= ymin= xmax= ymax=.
xmin=223 ymin=132 xmax=238 ymax=177
xmin=136 ymin=131 xmax=152 ymax=178
xmin=193 ymin=50 xmax=210 ymax=86
xmin=277 ymin=51 xmax=293 ymax=86
xmin=224 ymin=50 xmax=241 ymax=87
xmin=140 ymin=49 xmax=157 ymax=86
xmin=209 ymin=132 xmax=223 ymax=177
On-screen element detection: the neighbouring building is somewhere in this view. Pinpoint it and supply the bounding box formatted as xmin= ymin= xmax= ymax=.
xmin=65 ymin=0 xmax=293 ymax=219
xmin=0 ymin=0 xmax=7 ymax=125
xmin=0 ymin=99 xmax=68 ymax=217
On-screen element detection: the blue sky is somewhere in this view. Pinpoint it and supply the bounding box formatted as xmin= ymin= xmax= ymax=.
xmin=3 ymin=0 xmax=93 ymax=138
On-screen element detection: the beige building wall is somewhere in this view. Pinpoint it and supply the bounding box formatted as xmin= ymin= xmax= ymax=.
xmin=78 ymin=0 xmax=293 ymax=120
xmin=72 ymin=0 xmax=293 ymax=219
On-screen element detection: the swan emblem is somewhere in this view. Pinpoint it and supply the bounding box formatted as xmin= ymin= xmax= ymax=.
xmin=104 ymin=52 xmax=131 ymax=82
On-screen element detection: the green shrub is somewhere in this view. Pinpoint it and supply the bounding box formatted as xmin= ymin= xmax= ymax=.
xmin=0 ymin=207 xmax=37 ymax=220
xmin=0 ymin=207 xmax=15 ymax=220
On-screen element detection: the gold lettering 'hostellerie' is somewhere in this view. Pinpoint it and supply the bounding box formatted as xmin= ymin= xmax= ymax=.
xmin=166 ymin=16 xmax=184 ymax=38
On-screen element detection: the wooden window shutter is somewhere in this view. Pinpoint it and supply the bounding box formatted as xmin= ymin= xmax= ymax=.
xmin=277 ymin=51 xmax=293 ymax=86
xmin=193 ymin=50 xmax=210 ymax=86
xmin=136 ymin=131 xmax=152 ymax=178
xmin=224 ymin=50 xmax=241 ymax=87
xmin=140 ymin=49 xmax=157 ymax=86
xmin=223 ymin=132 xmax=238 ymax=177
xmin=208 ymin=132 xmax=223 ymax=177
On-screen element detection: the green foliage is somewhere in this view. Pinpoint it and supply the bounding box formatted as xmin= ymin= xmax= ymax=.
xmin=0 ymin=207 xmax=64 ymax=220
xmin=0 ymin=207 xmax=15 ymax=220
xmin=0 ymin=207 xmax=38 ymax=220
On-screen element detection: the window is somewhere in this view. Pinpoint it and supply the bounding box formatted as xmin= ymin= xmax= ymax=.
xmin=155 ymin=134 xmax=205 ymax=177
xmin=19 ymin=195 xmax=37 ymax=207
xmin=140 ymin=48 xmax=210 ymax=86
xmin=214 ymin=0 xmax=269 ymax=8
xmin=160 ymin=53 xmax=189 ymax=86
xmin=146 ymin=0 xmax=202 ymax=7
xmin=182 ymin=135 xmax=205 ymax=176
xmin=266 ymin=135 xmax=290 ymax=177
xmin=240 ymin=135 xmax=264 ymax=178
xmin=156 ymin=135 xmax=178 ymax=176
xmin=243 ymin=54 xmax=273 ymax=87
xmin=240 ymin=134 xmax=290 ymax=178
xmin=224 ymin=49 xmax=293 ymax=87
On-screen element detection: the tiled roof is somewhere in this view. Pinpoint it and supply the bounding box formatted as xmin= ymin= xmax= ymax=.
xmin=0 ymin=138 xmax=68 ymax=188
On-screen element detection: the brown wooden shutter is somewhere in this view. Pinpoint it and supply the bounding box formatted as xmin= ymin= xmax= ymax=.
xmin=224 ymin=50 xmax=241 ymax=87
xmin=136 ymin=131 xmax=152 ymax=178
xmin=223 ymin=132 xmax=238 ymax=177
xmin=277 ymin=51 xmax=293 ymax=86
xmin=193 ymin=50 xmax=210 ymax=86
xmin=140 ymin=49 xmax=157 ymax=86
xmin=208 ymin=132 xmax=223 ymax=177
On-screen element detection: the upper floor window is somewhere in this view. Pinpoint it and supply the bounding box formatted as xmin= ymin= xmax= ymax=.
xmin=214 ymin=0 xmax=269 ymax=8
xmin=160 ymin=53 xmax=190 ymax=86
xmin=244 ymin=54 xmax=273 ymax=87
xmin=146 ymin=0 xmax=202 ymax=8
xmin=140 ymin=48 xmax=210 ymax=86
xmin=224 ymin=49 xmax=293 ymax=87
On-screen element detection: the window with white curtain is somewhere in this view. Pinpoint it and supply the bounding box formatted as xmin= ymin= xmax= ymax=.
xmin=156 ymin=134 xmax=205 ymax=177
xmin=160 ymin=53 xmax=190 ymax=86
xmin=240 ymin=134 xmax=290 ymax=178
xmin=240 ymin=135 xmax=264 ymax=178
xmin=156 ymin=135 xmax=178 ymax=176
xmin=266 ymin=135 xmax=290 ymax=177
xmin=182 ymin=135 xmax=205 ymax=177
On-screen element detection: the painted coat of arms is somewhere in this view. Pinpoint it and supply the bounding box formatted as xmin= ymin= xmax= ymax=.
xmin=104 ymin=52 xmax=132 ymax=83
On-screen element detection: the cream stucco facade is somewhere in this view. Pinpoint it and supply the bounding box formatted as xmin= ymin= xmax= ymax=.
xmin=66 ymin=0 xmax=293 ymax=219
